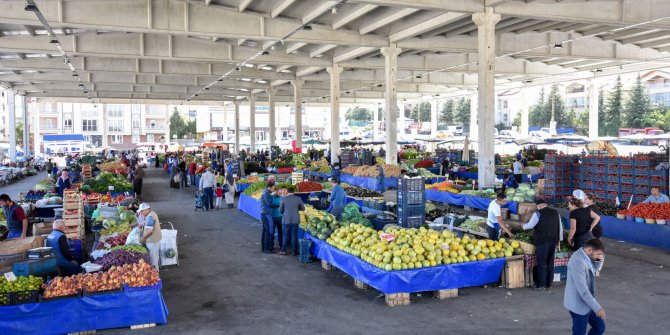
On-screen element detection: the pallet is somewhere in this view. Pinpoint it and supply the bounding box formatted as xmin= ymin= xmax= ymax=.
xmin=67 ymin=323 xmax=156 ymax=334
xmin=500 ymin=255 xmax=525 ymax=289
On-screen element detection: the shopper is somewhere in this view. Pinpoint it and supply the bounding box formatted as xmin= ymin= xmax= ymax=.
xmin=57 ymin=170 xmax=72 ymax=198
xmin=214 ymin=183 xmax=224 ymax=210
xmin=521 ymin=199 xmax=562 ymax=291
xmin=178 ymin=159 xmax=188 ymax=187
xmin=188 ymin=160 xmax=197 ymax=186
xmin=46 ymin=220 xmax=82 ymax=276
xmin=0 ymin=194 xmax=28 ymax=239
xmin=441 ymin=157 xmax=450 ymax=176
xmin=260 ymin=183 xmax=278 ymax=253
xmin=583 ymin=193 xmax=603 ymax=239
xmin=133 ymin=164 xmax=145 ymax=200
xmin=643 ymin=186 xmax=670 ymax=204
xmin=271 ymin=188 xmax=285 ymax=250
xmin=568 ymin=197 xmax=601 ymax=250
xmin=224 ymin=173 xmax=236 ymax=209
xmin=199 ymin=167 xmax=216 ymax=211
xmin=486 ymin=193 xmax=514 ymax=240
xmin=46 ymin=159 xmax=53 ymax=177
xmin=513 ymin=158 xmax=523 ymax=188
xmin=280 ymin=187 xmax=305 ymax=255
xmin=138 ymin=203 xmax=163 ymax=271
xmin=327 ymin=178 xmax=346 ymax=220
xmin=564 ymin=238 xmax=606 ymax=335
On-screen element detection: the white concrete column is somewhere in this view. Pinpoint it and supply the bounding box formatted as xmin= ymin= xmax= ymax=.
xmin=292 ymin=79 xmax=305 ymax=148
xmin=248 ymin=94 xmax=256 ymax=152
xmin=6 ymin=89 xmax=16 ymax=162
xmin=267 ymin=88 xmax=277 ymax=150
xmin=327 ymin=65 xmax=343 ymax=164
xmin=520 ymin=87 xmax=530 ymax=136
xmin=430 ymin=99 xmax=439 ymax=136
xmin=222 ymin=102 xmax=228 ymax=141
xmin=469 ymin=93 xmax=478 ymax=139
xmin=234 ymin=101 xmax=241 ymax=154
xmin=33 ymin=100 xmax=40 ymax=155
xmin=21 ymin=95 xmax=29 ymax=157
xmin=398 ymin=101 xmax=405 ymax=139
xmin=161 ymin=104 xmax=167 ymax=146
xmin=381 ymin=44 xmax=402 ymax=165
xmin=588 ymin=79 xmax=599 ymax=139
xmin=473 ymin=8 xmax=501 ymax=188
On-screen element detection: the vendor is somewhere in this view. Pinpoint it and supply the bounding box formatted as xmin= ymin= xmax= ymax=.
xmin=328 ymin=178 xmax=346 ymax=220
xmin=377 ymin=164 xmax=385 ymax=193
xmin=441 ymin=157 xmax=450 ymax=176
xmin=513 ymin=158 xmax=523 ymax=188
xmin=57 ymin=170 xmax=72 ymax=198
xmin=520 ymin=199 xmax=562 ymax=291
xmin=643 ymin=186 xmax=670 ymax=204
xmin=138 ymin=203 xmax=163 ymax=270
xmin=46 ymin=220 xmax=82 ymax=276
xmin=486 ymin=193 xmax=514 ymax=240
xmin=0 ymin=194 xmax=28 ymax=239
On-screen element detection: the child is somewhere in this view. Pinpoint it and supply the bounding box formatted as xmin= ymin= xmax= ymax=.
xmin=215 ymin=183 xmax=224 ymax=210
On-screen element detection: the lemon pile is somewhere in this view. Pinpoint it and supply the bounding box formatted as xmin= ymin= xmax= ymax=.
xmin=327 ymin=224 xmax=522 ymax=271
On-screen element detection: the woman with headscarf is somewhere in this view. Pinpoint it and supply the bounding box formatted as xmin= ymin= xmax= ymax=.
xmin=57 ymin=170 xmax=72 ymax=198
xmin=224 ymin=173 xmax=236 ymax=208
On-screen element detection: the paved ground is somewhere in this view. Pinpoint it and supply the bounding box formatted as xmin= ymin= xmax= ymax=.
xmin=10 ymin=168 xmax=667 ymax=335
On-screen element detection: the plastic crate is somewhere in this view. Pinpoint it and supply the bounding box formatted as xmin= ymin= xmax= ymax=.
xmin=397 ymin=190 xmax=425 ymax=205
xmin=606 ymin=192 xmax=618 ymax=201
xmin=607 ymin=182 xmax=618 ymax=191
xmin=634 ymin=194 xmax=648 ymax=203
xmin=620 ymin=184 xmax=633 ymax=193
xmin=0 ymin=292 xmax=12 ymax=306
xmin=398 ymin=215 xmax=425 ymax=228
xmin=620 ymin=166 xmax=633 ymax=174
xmin=650 ymin=178 xmax=666 ymax=188
xmin=554 ymin=266 xmax=568 ymax=282
xmin=595 ymin=189 xmax=606 ymax=198
xmin=397 ymin=203 xmax=425 ymax=217
xmin=635 ymin=158 xmax=655 ymax=168
xmin=579 ymin=180 xmax=593 ymax=190
xmin=544 ymin=179 xmax=558 ymax=188
xmin=594 ymin=164 xmax=606 ymax=172
xmin=635 ymin=185 xmax=650 ymax=194
xmin=594 ymin=174 xmax=606 ymax=182
xmin=83 ymin=286 xmax=123 ymax=296
xmin=620 ymin=175 xmax=633 ymax=184
xmin=634 ymin=167 xmax=650 ymax=176
xmin=621 ymin=193 xmax=633 ymax=203
xmin=595 ymin=156 xmax=608 ymax=165
xmin=298 ymin=239 xmax=313 ymax=263
xmin=372 ymin=216 xmax=396 ymax=230
xmin=650 ymin=169 xmax=667 ymax=178
xmin=634 ymin=175 xmax=649 ymax=184
xmin=607 ymin=157 xmax=620 ymax=167
xmin=545 ymin=155 xmax=558 ymax=164
xmin=581 ymin=172 xmax=594 ymax=181
xmin=399 ymin=177 xmax=424 ymax=192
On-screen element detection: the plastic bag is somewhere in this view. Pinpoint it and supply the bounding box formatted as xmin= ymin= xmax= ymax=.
xmin=125 ymin=227 xmax=142 ymax=245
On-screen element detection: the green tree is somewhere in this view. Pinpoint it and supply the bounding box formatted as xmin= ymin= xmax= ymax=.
xmin=344 ymin=107 xmax=372 ymax=125
xmin=495 ymin=122 xmax=506 ymax=131
xmin=16 ymin=121 xmax=24 ymax=146
xmin=625 ymin=75 xmax=653 ymax=128
xmin=454 ymin=97 xmax=471 ymax=128
xmin=410 ymin=102 xmax=431 ymax=122
xmin=169 ymin=108 xmax=187 ymax=139
xmin=528 ymin=87 xmax=547 ymax=127
xmin=642 ymin=106 xmax=670 ymax=131
xmin=528 ymin=84 xmax=569 ymax=128
xmin=602 ymin=76 xmax=624 ymax=136
xmin=512 ymin=112 xmax=521 ymax=128
xmin=439 ymin=99 xmax=454 ymax=126
xmin=597 ymin=88 xmax=606 ymax=137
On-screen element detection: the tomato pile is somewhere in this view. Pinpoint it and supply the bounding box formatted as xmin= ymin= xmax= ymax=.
xmin=618 ymin=203 xmax=670 ymax=220
xmin=296 ymin=181 xmax=323 ymax=192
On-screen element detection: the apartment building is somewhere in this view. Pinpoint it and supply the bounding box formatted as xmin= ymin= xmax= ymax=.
xmin=641 ymin=70 xmax=670 ymax=106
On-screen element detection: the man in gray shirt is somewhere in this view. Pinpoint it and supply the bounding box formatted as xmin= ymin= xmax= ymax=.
xmin=564 ymin=238 xmax=606 ymax=335
xmin=279 ymin=188 xmax=305 ymax=256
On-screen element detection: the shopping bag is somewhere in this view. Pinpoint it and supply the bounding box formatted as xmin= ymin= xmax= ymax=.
xmin=125 ymin=227 xmax=142 ymax=245
xmin=159 ymin=222 xmax=179 ymax=267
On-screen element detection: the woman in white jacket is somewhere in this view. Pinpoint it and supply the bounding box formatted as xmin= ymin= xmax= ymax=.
xmin=224 ymin=173 xmax=236 ymax=209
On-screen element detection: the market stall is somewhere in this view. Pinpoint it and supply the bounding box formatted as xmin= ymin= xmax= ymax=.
xmin=425 ymin=189 xmax=519 ymax=214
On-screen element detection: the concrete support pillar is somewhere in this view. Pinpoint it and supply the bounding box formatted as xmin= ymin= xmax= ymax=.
xmin=21 ymin=95 xmax=29 ymax=157
xmin=469 ymin=92 xmax=478 ymax=139
xmin=292 ymin=79 xmax=305 ymax=148
xmin=430 ymin=99 xmax=439 ymax=136
xmin=588 ymin=80 xmax=599 ymax=139
xmin=161 ymin=104 xmax=167 ymax=146
xmin=520 ymin=87 xmax=530 ymax=136
xmin=473 ymin=8 xmax=501 ymax=188
xmin=248 ymin=94 xmax=256 ymax=152
xmin=398 ymin=101 xmax=405 ymax=139
xmin=6 ymin=89 xmax=16 ymax=162
xmin=267 ymin=88 xmax=277 ymax=152
xmin=33 ymin=99 xmax=40 ymax=155
xmin=327 ymin=65 xmax=343 ymax=164
xmin=234 ymin=101 xmax=241 ymax=154
xmin=381 ymin=44 xmax=402 ymax=165
xmin=222 ymin=102 xmax=228 ymax=141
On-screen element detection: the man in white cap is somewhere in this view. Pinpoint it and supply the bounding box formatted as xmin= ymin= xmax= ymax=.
xmin=138 ymin=203 xmax=162 ymax=270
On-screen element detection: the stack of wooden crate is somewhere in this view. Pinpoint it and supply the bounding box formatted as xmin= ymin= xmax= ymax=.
xmin=82 ymin=164 xmax=92 ymax=180
xmin=62 ymin=189 xmax=84 ymax=240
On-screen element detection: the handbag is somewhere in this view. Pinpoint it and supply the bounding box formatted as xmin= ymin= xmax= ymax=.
xmin=174 ymin=174 xmax=181 ymax=183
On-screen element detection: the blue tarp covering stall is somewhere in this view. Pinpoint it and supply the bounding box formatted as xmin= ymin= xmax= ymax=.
xmin=238 ymin=193 xmax=261 ymax=220
xmin=340 ymin=174 xmax=398 ymax=191
xmin=0 ymin=284 xmax=168 ymax=335
xmin=236 ymin=183 xmax=250 ymax=193
xmin=599 ymin=216 xmax=670 ymax=251
xmin=306 ymin=233 xmax=505 ymax=294
xmin=301 ymin=170 xmax=334 ymax=179
xmin=425 ymin=189 xmax=519 ymax=214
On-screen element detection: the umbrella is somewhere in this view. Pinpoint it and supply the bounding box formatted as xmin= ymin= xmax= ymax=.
xmin=462 ymin=136 xmax=470 ymax=162
xmin=513 ymin=137 xmax=545 ymax=146
xmin=544 ymin=136 xmax=591 ymax=145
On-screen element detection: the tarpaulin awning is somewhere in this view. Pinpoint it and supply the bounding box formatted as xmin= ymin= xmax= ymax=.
xmin=425 ymin=189 xmax=519 ymax=214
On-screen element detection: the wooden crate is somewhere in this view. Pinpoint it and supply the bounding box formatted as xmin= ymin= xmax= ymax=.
xmin=354 ymin=279 xmax=369 ymax=291
xmin=434 ymin=289 xmax=459 ymax=299
xmin=500 ymin=255 xmax=526 ymax=289
xmin=321 ymin=260 xmax=333 ymax=271
xmin=63 ymin=218 xmax=82 ymax=227
xmin=385 ymin=293 xmax=410 ymax=307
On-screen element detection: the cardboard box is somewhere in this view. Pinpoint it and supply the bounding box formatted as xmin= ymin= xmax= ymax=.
xmin=518 ymin=202 xmax=536 ymax=222
xmin=500 ymin=208 xmax=510 ymax=220
xmin=0 ymin=236 xmax=45 ymax=269
xmin=32 ymin=221 xmax=54 ymax=236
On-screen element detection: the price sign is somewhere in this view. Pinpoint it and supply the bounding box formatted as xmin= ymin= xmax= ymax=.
xmin=4 ymin=272 xmax=17 ymax=282
xmin=379 ymin=233 xmax=395 ymax=242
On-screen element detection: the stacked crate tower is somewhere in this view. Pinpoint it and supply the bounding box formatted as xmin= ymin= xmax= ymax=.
xmin=397 ymin=176 xmax=426 ymax=228
xmin=542 ymin=155 xmax=573 ymax=203
xmin=62 ymin=189 xmax=85 ymax=240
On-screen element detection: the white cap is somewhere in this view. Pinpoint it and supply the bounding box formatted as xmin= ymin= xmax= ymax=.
xmin=572 ymin=189 xmax=586 ymax=201
xmin=138 ymin=203 xmax=151 ymax=211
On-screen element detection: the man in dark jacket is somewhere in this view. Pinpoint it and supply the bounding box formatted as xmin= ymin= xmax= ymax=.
xmin=521 ymin=199 xmax=563 ymax=291
xmin=279 ymin=188 xmax=305 ymax=255
xmin=260 ymin=183 xmax=278 ymax=253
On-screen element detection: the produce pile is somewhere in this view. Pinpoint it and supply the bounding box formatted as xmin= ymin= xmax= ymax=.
xmin=342 ymin=185 xmax=383 ymax=198
xmin=308 ymin=159 xmax=332 ymax=173
xmin=426 ymin=180 xmax=460 ymax=193
xmin=417 ymin=168 xmax=442 ymax=179
xmin=243 ymin=181 xmax=268 ymax=196
xmin=459 ymin=218 xmax=488 ymax=232
xmin=0 ymin=275 xmax=43 ymax=305
xmin=340 ymin=203 xmax=373 ymax=228
xmin=505 ymin=184 xmax=536 ymax=203
xmin=83 ymin=172 xmax=133 ymax=193
xmin=414 ymin=160 xmax=434 ymax=169
xmin=42 ymin=260 xmax=159 ymax=298
xmin=34 ymin=178 xmax=56 ymax=191
xmin=596 ymin=202 xmax=619 ymax=217
xmin=301 ymin=207 xmax=339 ymax=240
xmin=96 ymin=232 xmax=129 ymax=250
xmin=93 ymin=249 xmax=151 ymax=271
xmin=98 ymin=161 xmax=127 ymax=174
xmin=110 ymin=245 xmax=147 ymax=253
xmin=326 ymin=225 xmax=521 ymax=271
xmin=460 ymin=189 xmax=497 ymax=199
xmin=424 ymin=203 xmax=464 ymax=222
xmin=618 ymin=203 xmax=670 ymax=220
xmin=342 ymin=164 xmax=402 ymax=177
xmin=237 ymin=176 xmax=261 ymax=184
xmin=511 ymin=227 xmax=572 ymax=251
xmin=296 ymin=181 xmax=323 ymax=192
xmin=275 ymin=182 xmax=297 ymax=193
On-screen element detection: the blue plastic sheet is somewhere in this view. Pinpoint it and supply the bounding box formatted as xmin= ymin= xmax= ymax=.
xmin=425 ymin=189 xmax=519 ymax=214
xmin=600 ymin=216 xmax=670 ymax=251
xmin=0 ymin=286 xmax=168 ymax=335
xmin=453 ymin=171 xmax=543 ymax=182
xmin=306 ymin=233 xmax=505 ymax=294
xmin=238 ymin=193 xmax=261 ymax=220
xmin=236 ymin=183 xmax=250 ymax=193
xmin=301 ymin=170 xmax=333 ymax=179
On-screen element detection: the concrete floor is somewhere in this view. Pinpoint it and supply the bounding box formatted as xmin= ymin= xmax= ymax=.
xmin=11 ymin=168 xmax=664 ymax=335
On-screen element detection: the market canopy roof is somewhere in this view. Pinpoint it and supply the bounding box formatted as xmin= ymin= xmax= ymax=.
xmin=1 ymin=0 xmax=670 ymax=104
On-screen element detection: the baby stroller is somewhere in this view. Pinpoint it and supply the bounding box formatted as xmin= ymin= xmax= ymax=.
xmin=194 ymin=191 xmax=205 ymax=212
